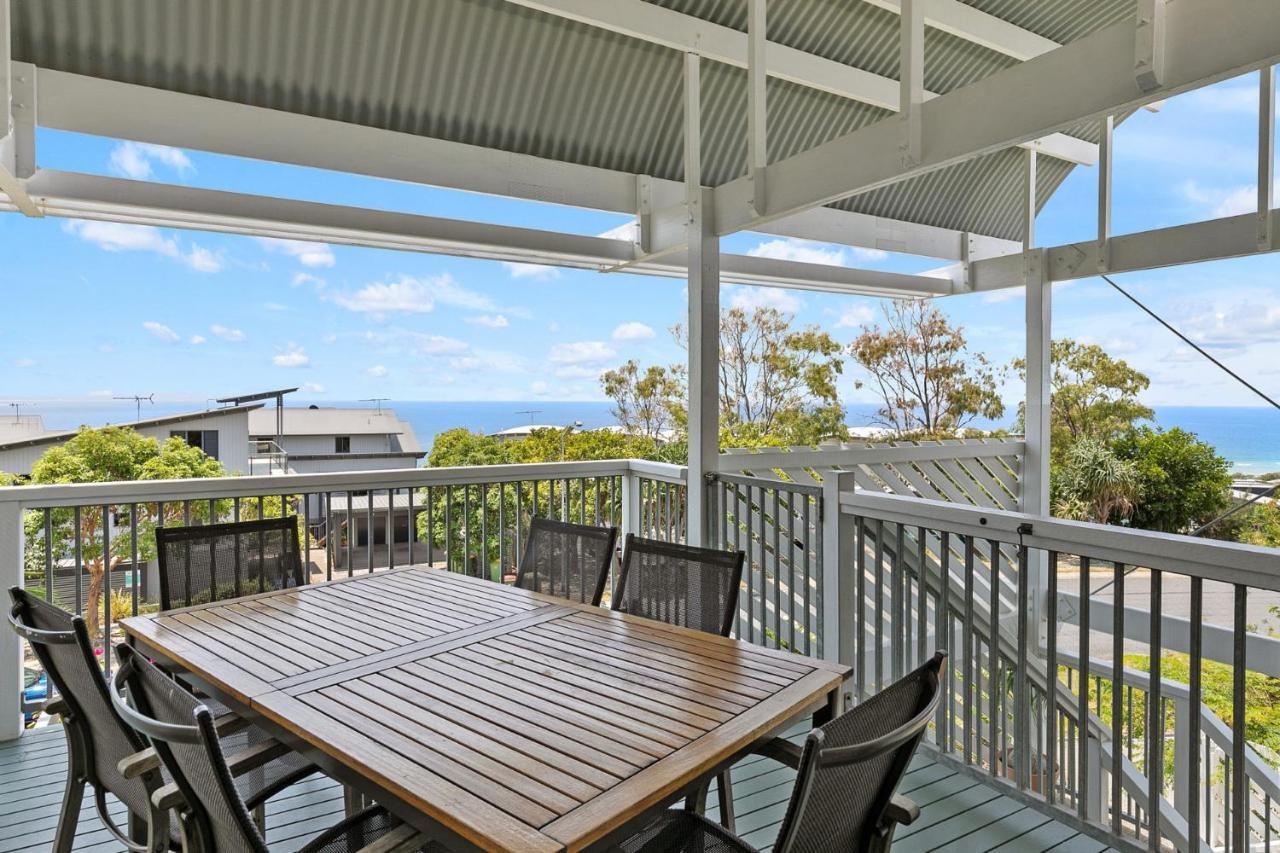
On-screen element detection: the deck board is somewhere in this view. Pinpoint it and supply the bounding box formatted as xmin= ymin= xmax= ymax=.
xmin=0 ymin=723 xmax=1114 ymax=853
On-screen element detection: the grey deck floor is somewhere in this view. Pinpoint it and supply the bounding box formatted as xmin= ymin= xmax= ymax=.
xmin=0 ymin=724 xmax=1114 ymax=853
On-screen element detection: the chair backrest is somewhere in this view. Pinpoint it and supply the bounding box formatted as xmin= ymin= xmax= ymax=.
xmin=611 ymin=534 xmax=745 ymax=637
xmin=774 ymin=652 xmax=947 ymax=853
xmin=513 ymin=517 xmax=617 ymax=606
xmin=6 ymin=587 xmax=157 ymax=819
xmin=111 ymin=643 xmax=268 ymax=853
xmin=156 ymin=516 xmax=304 ymax=611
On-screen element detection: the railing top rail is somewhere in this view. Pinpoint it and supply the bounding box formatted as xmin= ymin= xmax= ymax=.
xmin=0 ymin=458 xmax=674 ymax=509
xmin=717 ymin=437 xmax=1025 ymax=473
xmin=709 ymin=470 xmax=824 ymax=496
xmin=628 ymin=459 xmax=688 ymax=484
xmin=841 ymin=489 xmax=1280 ymax=591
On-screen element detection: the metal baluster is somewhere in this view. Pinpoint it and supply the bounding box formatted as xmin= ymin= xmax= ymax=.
xmin=771 ymin=489 xmax=781 ymax=649
xmin=937 ymin=531 xmax=950 ymax=749
xmin=855 ymin=515 xmax=866 ymax=697
xmin=73 ymin=505 xmax=83 ymax=617
xmin=42 ymin=510 xmax=52 ymax=606
xmin=963 ymin=534 xmax=975 ymax=765
xmin=786 ymin=489 xmax=797 ymax=653
xmin=498 ymin=482 xmax=506 ymax=578
xmin=386 ymin=489 xmax=395 ymax=571
xmin=445 ymin=485 xmax=453 ymax=572
xmin=1078 ymin=556 xmax=1091 ymax=821
xmin=514 ymin=482 xmax=523 ymax=565
xmin=989 ymin=539 xmax=1000 ymax=777
xmin=746 ymin=484 xmax=757 ymax=644
xmin=1232 ymin=585 xmax=1247 ymax=853
xmin=916 ymin=525 xmax=927 ymax=669
xmin=805 ymin=493 xmax=816 ymax=658
xmin=464 ymin=485 xmax=472 ymax=576
xmin=1045 ymin=551 xmax=1058 ymax=805
xmin=1148 ymin=569 xmax=1162 ymax=851
xmin=101 ymin=505 xmax=111 ymax=673
xmin=1112 ymin=562 xmax=1125 ymax=835
xmin=366 ymin=490 xmax=375 ymax=572
xmin=892 ymin=522 xmax=904 ymax=681
xmin=130 ymin=504 xmax=140 ymax=616
xmin=1015 ymin=539 xmax=1030 ymax=790
xmin=1188 ymin=576 xmax=1203 ymax=850
xmin=407 ymin=488 xmax=416 ymax=566
xmin=875 ymin=519 xmax=885 ymax=691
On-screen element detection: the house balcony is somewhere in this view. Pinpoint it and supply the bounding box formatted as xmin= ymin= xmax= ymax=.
xmin=1 ymin=439 xmax=1276 ymax=852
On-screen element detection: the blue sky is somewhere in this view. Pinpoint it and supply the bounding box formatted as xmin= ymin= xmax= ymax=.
xmin=2 ymin=69 xmax=1278 ymax=422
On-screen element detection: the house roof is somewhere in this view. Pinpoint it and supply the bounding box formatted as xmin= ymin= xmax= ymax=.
xmin=248 ymin=408 xmax=424 ymax=454
xmin=8 ymin=0 xmax=1123 ymax=242
xmin=0 ymin=404 xmax=263 ymax=451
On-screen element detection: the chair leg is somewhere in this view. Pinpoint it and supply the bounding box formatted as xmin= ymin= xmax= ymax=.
xmin=52 ymin=775 xmax=86 ymax=853
xmin=716 ymin=769 xmax=737 ymax=833
xmin=343 ymin=785 xmax=365 ymax=817
xmin=253 ymin=803 xmax=266 ymax=832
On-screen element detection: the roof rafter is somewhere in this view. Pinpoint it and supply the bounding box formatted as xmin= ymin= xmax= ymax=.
xmin=29 ymin=64 xmax=1017 ymax=262
xmin=710 ymin=0 xmax=1280 ymax=239
xmin=501 ymin=0 xmax=1096 ymax=166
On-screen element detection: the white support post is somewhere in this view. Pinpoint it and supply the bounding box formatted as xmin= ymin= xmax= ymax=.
xmin=0 ymin=498 xmax=23 ymax=741
xmin=1259 ymin=66 xmax=1275 ymax=250
xmin=1097 ymin=114 xmax=1113 ymax=272
xmin=684 ymin=53 xmax=720 ymax=547
xmin=621 ymin=466 xmax=642 ymax=543
xmin=746 ymin=0 xmax=767 ymax=216
xmin=822 ymin=473 xmax=858 ymax=682
xmin=899 ymin=0 xmax=924 ymax=168
xmin=1021 ymin=150 xmax=1052 ymax=646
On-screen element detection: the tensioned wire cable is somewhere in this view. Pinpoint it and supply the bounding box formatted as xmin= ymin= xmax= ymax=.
xmin=1087 ymin=272 xmax=1280 ymax=595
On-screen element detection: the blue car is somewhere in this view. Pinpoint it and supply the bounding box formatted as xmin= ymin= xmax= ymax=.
xmin=23 ymin=667 xmax=47 ymax=726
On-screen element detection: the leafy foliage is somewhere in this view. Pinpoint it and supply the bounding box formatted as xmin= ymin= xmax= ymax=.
xmin=1207 ymin=501 xmax=1280 ymax=548
xmin=847 ymin=299 xmax=1004 ymax=437
xmin=1051 ymin=438 xmax=1139 ymax=524
xmin=599 ymin=360 xmax=684 ymax=441
xmin=1112 ymin=427 xmax=1231 ymax=533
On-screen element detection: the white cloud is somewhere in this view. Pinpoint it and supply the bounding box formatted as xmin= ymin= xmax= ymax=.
xmin=108 ymin=142 xmax=194 ymax=180
xmin=210 ymin=324 xmax=245 ymax=342
xmin=1182 ymin=179 xmax=1280 ymax=218
xmin=747 ymin=237 xmax=888 ymax=266
xmin=331 ymin=274 xmax=493 ymax=316
xmin=183 ymin=245 xmax=222 ymax=273
xmin=531 ymin=381 xmax=549 ymax=395
xmin=612 ymin=322 xmax=655 ymax=342
xmin=550 ymin=341 xmax=616 ymax=365
xmin=835 ymin=306 xmax=876 ymax=328
xmin=63 ymin=220 xmax=220 ymax=272
xmin=554 ymin=365 xmax=604 ymax=380
xmin=189 ymin=335 xmax=207 ymax=345
xmin=467 ymin=314 xmax=510 ymax=329
xmin=415 ymin=335 xmax=470 ymax=356
xmin=272 ymin=344 xmax=310 ymax=368
xmin=142 ymin=321 xmax=180 ymax=343
xmin=365 ymin=365 xmax=389 ymax=378
xmin=292 ymin=272 xmax=323 ymax=287
xmin=1187 ymin=81 xmax=1260 ymax=115
xmin=502 ymin=262 xmax=560 ymax=280
xmin=13 ymin=357 xmax=35 ymax=368
xmin=257 ymin=238 xmax=336 ymax=268
xmin=1181 ymin=299 xmax=1280 ymax=350
xmin=302 ymin=382 xmax=327 ymax=394
xmin=446 ymin=350 xmax=526 ymax=374
xmin=728 ymin=285 xmax=802 ymax=314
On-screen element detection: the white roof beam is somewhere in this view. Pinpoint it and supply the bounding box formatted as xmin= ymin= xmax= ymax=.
xmin=0 ymin=169 xmax=950 ymax=298
xmin=29 ymin=64 xmax=1007 ymax=262
xmin=711 ymin=0 xmax=1280 ymax=239
xmin=861 ymin=0 xmax=1058 ymax=62
xmin=502 ymin=0 xmax=1094 ymax=166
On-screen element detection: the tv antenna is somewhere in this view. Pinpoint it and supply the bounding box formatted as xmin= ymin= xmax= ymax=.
xmin=114 ymin=394 xmax=155 ymax=421
xmin=515 ymin=409 xmax=542 ymax=424
xmin=360 ymin=397 xmax=390 ymax=412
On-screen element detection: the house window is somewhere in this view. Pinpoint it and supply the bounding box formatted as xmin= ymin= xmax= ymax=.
xmin=171 ymin=430 xmax=220 ymax=460
xmin=335 ymin=436 xmax=351 ymax=454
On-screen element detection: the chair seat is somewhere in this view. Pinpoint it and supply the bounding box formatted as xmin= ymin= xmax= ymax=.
xmin=618 ymin=810 xmax=757 ymax=853
xmin=299 ymin=805 xmax=444 ymax=853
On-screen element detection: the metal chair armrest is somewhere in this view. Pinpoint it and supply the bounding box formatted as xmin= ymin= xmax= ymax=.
xmin=118 ymin=747 xmax=162 ymax=779
xmin=883 ymin=794 xmax=921 ymax=827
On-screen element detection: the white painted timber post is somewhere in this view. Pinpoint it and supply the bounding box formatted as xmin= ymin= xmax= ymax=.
xmin=821 ymin=473 xmax=857 ymax=681
xmin=621 ymin=464 xmax=642 ymax=542
xmin=684 ymin=52 xmax=720 ymax=548
xmin=1021 ymin=148 xmax=1052 ymax=640
xmin=0 ymin=496 xmax=24 ymax=741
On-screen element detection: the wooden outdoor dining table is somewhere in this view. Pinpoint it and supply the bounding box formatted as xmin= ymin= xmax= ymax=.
xmin=120 ymin=565 xmax=851 ymax=852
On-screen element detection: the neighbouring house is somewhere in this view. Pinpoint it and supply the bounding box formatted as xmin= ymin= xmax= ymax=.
xmin=0 ymin=405 xmax=260 ymax=478
xmin=247 ymin=406 xmax=425 ymax=474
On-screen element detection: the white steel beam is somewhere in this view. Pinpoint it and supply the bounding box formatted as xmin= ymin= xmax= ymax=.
xmin=860 ymin=0 xmax=1057 ymax=62
xmin=683 ymin=53 xmax=719 ymax=547
xmin=501 ymin=0 xmax=1094 ymax=165
xmin=28 ymin=65 xmax=1005 ymax=262
xmin=1021 ymin=150 xmax=1049 ymax=521
xmin=1133 ymin=0 xmax=1167 ymax=93
xmin=712 ymin=0 xmax=1280 ymax=239
xmin=1097 ymin=115 xmax=1113 ymax=271
xmin=899 ymin=0 xmax=924 ymax=168
xmin=746 ymin=0 xmax=767 ymax=216
xmin=0 ymin=0 xmax=36 ymax=218
xmin=971 ymin=206 xmax=1280 ymax=291
xmin=0 ymin=169 xmax=951 ymax=298
xmin=1259 ymin=66 xmax=1275 ymax=250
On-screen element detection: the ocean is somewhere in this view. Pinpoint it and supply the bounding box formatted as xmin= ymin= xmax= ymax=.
xmin=18 ymin=400 xmax=1280 ymax=475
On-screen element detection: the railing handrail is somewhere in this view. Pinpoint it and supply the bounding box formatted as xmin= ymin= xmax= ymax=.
xmin=718 ymin=437 xmax=1025 ymax=472
xmin=841 ymin=489 xmax=1280 ymax=591
xmin=709 ymin=470 xmax=824 ymax=496
xmin=0 ymin=459 xmax=687 ymax=509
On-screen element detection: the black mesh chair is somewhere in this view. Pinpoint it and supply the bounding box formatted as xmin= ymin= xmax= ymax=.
xmin=612 ymin=534 xmax=745 ymax=636
xmin=619 ymin=652 xmax=947 ymax=853
xmin=612 ymin=535 xmax=745 ymax=823
xmin=156 ymin=516 xmax=305 ymax=611
xmin=6 ymin=588 xmax=315 ymax=853
xmin=513 ymin=517 xmax=617 ymax=606
xmin=110 ymin=644 xmax=433 ymax=853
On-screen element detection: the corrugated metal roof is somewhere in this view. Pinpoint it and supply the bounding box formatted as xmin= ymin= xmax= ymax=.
xmin=9 ymin=0 xmax=1123 ymax=241
xmin=0 ymin=404 xmax=262 ymax=451
xmin=248 ymin=408 xmax=406 ymax=436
